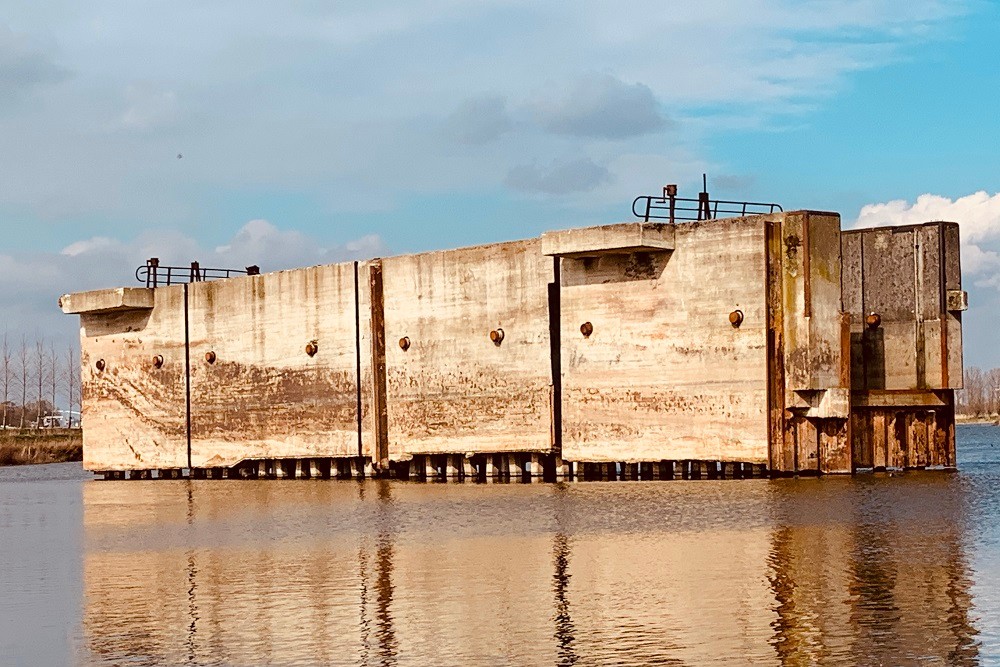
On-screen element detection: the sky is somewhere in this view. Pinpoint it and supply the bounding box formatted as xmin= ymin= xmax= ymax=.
xmin=2 ymin=0 xmax=1000 ymax=369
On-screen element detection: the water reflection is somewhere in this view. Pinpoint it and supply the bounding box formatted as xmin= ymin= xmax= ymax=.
xmin=551 ymin=484 xmax=577 ymax=667
xmin=79 ymin=473 xmax=985 ymax=665
xmin=767 ymin=476 xmax=980 ymax=665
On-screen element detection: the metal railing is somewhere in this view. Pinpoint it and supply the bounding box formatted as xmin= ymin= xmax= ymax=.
xmin=632 ymin=176 xmax=782 ymax=223
xmin=136 ymin=258 xmax=260 ymax=287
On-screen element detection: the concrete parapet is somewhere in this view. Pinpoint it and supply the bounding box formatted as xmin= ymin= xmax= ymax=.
xmin=59 ymin=287 xmax=154 ymax=315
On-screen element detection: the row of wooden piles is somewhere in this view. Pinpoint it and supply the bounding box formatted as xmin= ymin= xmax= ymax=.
xmin=97 ymin=454 xmax=771 ymax=481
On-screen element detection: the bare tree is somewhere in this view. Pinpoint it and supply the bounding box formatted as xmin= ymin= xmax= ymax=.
xmin=35 ymin=338 xmax=45 ymax=429
xmin=48 ymin=341 xmax=58 ymax=426
xmin=1 ymin=332 xmax=10 ymax=428
xmin=17 ymin=336 xmax=29 ymax=429
xmin=65 ymin=345 xmax=78 ymax=428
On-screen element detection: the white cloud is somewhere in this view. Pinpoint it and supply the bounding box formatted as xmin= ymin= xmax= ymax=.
xmin=0 ymin=222 xmax=385 ymax=357
xmin=0 ymin=1 xmax=969 ymax=223
xmin=853 ymin=191 xmax=1000 ymax=285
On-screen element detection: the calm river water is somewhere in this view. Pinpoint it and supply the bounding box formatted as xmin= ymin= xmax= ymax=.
xmin=2 ymin=425 xmax=999 ymax=666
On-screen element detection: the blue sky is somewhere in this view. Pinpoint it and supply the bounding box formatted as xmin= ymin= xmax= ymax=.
xmin=2 ymin=0 xmax=999 ymax=368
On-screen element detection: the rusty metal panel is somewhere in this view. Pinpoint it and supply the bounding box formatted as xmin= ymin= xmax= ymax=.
xmin=871 ymin=411 xmax=887 ymax=469
xmin=186 ymin=264 xmax=362 ymax=467
xmin=851 ymin=410 xmax=873 ymax=469
xmin=561 ymin=216 xmax=770 ymax=464
xmin=78 ymin=285 xmax=187 ymax=471
xmin=795 ymin=416 xmax=819 ymax=473
xmin=375 ymin=239 xmax=554 ymax=457
xmin=819 ymin=419 xmax=851 ymax=474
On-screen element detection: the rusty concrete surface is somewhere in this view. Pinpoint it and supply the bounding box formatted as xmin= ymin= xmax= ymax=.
xmin=60 ymin=211 xmax=966 ymax=475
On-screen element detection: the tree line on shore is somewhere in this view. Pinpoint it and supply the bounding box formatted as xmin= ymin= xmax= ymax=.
xmin=1 ymin=334 xmax=80 ymax=429
xmin=957 ymin=367 xmax=1000 ymax=418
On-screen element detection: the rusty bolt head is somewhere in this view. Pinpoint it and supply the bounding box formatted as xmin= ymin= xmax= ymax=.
xmin=490 ymin=328 xmax=504 ymax=345
xmin=305 ymin=341 xmax=318 ymax=357
xmin=399 ymin=336 xmax=410 ymax=351
xmin=729 ymin=309 xmax=744 ymax=328
xmin=580 ymin=321 xmax=594 ymax=337
xmin=95 ymin=358 xmax=106 ymax=372
xmin=205 ymin=351 xmax=217 ymax=364
xmin=152 ymin=354 xmax=164 ymax=369
xmin=866 ymin=312 xmax=881 ymax=329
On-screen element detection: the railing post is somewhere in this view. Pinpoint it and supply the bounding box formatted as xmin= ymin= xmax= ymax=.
xmin=147 ymin=257 xmax=159 ymax=288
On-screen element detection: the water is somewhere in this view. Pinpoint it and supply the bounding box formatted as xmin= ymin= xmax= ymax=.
xmin=1 ymin=426 xmax=998 ymax=666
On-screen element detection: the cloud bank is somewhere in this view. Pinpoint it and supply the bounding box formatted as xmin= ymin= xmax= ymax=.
xmin=1 ymin=221 xmax=385 ymax=352
xmin=853 ymin=191 xmax=1000 ymax=287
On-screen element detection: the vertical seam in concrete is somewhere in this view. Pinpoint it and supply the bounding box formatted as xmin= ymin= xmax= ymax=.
xmin=549 ymin=256 xmax=562 ymax=454
xmin=354 ymin=261 xmax=363 ymax=458
xmin=938 ymin=224 xmax=949 ymax=387
xmin=802 ymin=213 xmax=811 ymax=318
xmin=369 ymin=260 xmax=389 ymax=465
xmin=859 ymin=233 xmax=867 ymax=389
xmin=914 ymin=228 xmax=926 ymax=389
xmin=184 ymin=283 xmax=192 ymax=469
xmin=765 ymin=219 xmax=786 ymax=473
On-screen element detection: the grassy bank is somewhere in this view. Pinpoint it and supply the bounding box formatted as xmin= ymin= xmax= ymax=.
xmin=0 ymin=429 xmax=82 ymax=466
xmin=956 ymin=414 xmax=1000 ymax=425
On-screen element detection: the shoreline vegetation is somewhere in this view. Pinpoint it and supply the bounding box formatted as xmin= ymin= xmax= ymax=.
xmin=957 ymin=415 xmax=1000 ymax=425
xmin=0 ymin=429 xmax=82 ymax=466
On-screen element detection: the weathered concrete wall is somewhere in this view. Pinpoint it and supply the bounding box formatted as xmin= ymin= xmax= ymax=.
xmin=767 ymin=212 xmax=852 ymax=475
xmin=842 ymin=222 xmax=963 ymax=392
xmin=557 ymin=216 xmax=770 ymax=463
xmin=360 ymin=240 xmax=556 ymax=460
xmin=842 ymin=222 xmax=963 ymax=468
xmin=186 ymin=264 xmax=362 ymax=467
xmin=61 ymin=211 xmax=965 ymax=475
xmin=74 ymin=286 xmax=187 ymax=471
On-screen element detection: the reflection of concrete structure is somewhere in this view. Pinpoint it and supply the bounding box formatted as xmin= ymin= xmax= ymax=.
xmin=766 ymin=477 xmax=979 ymax=664
xmin=61 ymin=213 xmax=966 ymax=478
xmin=80 ymin=480 xmax=980 ymax=663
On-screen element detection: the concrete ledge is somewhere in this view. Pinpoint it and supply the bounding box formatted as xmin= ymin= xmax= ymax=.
xmin=851 ymin=390 xmax=950 ymax=408
xmin=58 ymin=287 xmax=155 ymax=314
xmin=541 ymin=222 xmax=675 ymax=258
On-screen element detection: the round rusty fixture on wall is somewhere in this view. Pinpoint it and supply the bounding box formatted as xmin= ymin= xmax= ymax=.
xmin=305 ymin=341 xmax=319 ymax=357
xmin=399 ymin=336 xmax=410 ymax=351
xmin=152 ymin=354 xmax=164 ymax=369
xmin=490 ymin=328 xmax=504 ymax=345
xmin=729 ymin=309 xmax=744 ymax=328
xmin=95 ymin=358 xmax=106 ymax=372
xmin=580 ymin=321 xmax=594 ymax=338
xmin=205 ymin=350 xmax=217 ymax=364
xmin=866 ymin=312 xmax=882 ymax=329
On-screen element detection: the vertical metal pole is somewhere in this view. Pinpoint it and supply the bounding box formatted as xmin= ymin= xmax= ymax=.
xmin=184 ymin=283 xmax=192 ymax=470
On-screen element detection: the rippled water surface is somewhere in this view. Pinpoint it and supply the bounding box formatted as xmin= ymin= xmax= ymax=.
xmin=2 ymin=425 xmax=999 ymax=665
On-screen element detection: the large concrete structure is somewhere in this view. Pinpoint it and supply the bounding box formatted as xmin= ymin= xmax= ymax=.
xmin=60 ymin=210 xmax=967 ymax=480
